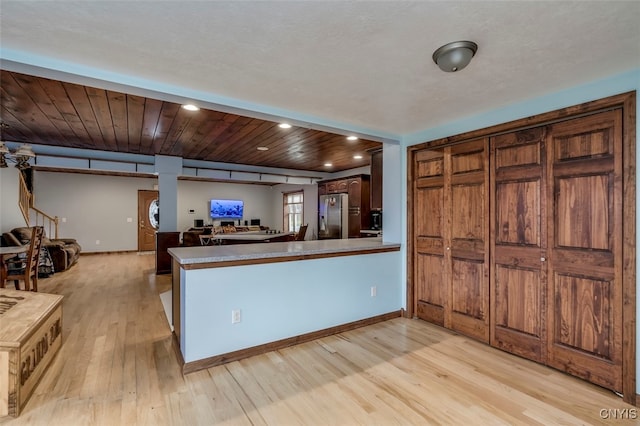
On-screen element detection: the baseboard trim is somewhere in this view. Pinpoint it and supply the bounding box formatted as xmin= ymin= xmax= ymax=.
xmin=81 ymin=250 xmax=139 ymax=255
xmin=171 ymin=332 xmax=185 ymax=367
xmin=180 ymin=310 xmax=402 ymax=374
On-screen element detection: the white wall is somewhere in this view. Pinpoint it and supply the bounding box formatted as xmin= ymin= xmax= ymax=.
xmin=0 ymin=167 xmax=29 ymax=232
xmin=177 ymin=180 xmax=276 ymax=231
xmin=5 ymin=170 xmax=327 ymax=250
xmin=270 ymin=183 xmax=318 ymax=239
xmin=32 ymin=171 xmax=157 ymax=252
xmin=29 ymin=173 xmax=285 ymax=252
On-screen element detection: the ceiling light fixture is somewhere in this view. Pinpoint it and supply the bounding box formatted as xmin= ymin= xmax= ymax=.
xmin=347 ymin=136 xmax=358 ymax=141
xmin=257 ymin=146 xmax=269 ymax=151
xmin=324 ymin=162 xmax=333 ymax=167
xmin=182 ymin=104 xmax=200 ymax=111
xmin=0 ymin=141 xmax=36 ymax=169
xmin=432 ymin=40 xmax=478 ymax=72
xmin=278 ymin=123 xmax=292 ymax=129
xmin=353 ymin=155 xmax=363 ymax=160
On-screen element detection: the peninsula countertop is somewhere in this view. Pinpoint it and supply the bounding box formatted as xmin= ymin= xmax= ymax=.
xmin=168 ymin=238 xmax=401 ymax=269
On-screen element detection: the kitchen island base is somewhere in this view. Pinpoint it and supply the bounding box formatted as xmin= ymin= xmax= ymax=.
xmin=169 ymin=239 xmax=402 ymax=374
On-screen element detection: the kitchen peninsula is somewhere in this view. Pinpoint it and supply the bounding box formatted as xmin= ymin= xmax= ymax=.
xmin=168 ymin=238 xmax=401 ymax=373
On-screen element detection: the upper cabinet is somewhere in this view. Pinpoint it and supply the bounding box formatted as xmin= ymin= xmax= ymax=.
xmin=370 ymin=149 xmax=383 ymax=211
xmin=326 ymin=179 xmax=348 ymax=194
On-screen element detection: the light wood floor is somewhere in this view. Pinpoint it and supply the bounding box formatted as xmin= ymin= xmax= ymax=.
xmin=1 ymin=252 xmax=637 ymax=425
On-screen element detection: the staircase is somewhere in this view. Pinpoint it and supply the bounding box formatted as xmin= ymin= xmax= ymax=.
xmin=18 ymin=171 xmax=59 ymax=238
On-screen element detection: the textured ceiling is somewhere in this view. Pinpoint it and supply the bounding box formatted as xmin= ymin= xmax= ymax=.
xmin=1 ymin=1 xmax=639 ymax=139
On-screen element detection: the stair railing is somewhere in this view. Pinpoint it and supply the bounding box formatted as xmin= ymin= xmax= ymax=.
xmin=31 ymin=207 xmax=59 ymax=239
xmin=17 ymin=171 xmax=31 ymax=224
xmin=18 ymin=171 xmax=59 ymax=238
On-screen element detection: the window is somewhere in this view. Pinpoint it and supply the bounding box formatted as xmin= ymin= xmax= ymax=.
xmin=283 ymin=191 xmax=304 ymax=232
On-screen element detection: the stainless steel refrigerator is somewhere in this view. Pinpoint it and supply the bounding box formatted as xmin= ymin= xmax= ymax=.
xmin=318 ymin=193 xmax=349 ymax=239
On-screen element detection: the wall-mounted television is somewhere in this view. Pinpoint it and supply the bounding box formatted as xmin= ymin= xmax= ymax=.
xmin=210 ymin=199 xmax=244 ymax=219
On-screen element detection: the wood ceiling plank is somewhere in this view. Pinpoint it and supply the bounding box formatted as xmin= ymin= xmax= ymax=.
xmin=194 ymin=114 xmax=250 ymax=159
xmin=106 ymin=90 xmax=129 ymax=151
xmin=163 ymin=109 xmax=195 ymax=156
xmin=139 ymin=98 xmax=163 ymax=155
xmin=180 ymin=111 xmax=226 ymax=159
xmin=0 ymin=107 xmax=33 ymax=144
xmin=238 ymin=129 xmax=305 ymax=165
xmin=77 ymin=85 xmax=117 ymax=151
xmin=153 ymin=102 xmax=181 ymax=154
xmin=15 ymin=74 xmax=79 ymax=145
xmin=231 ymin=124 xmax=300 ymax=161
xmin=126 ymin=94 xmax=146 ymax=153
xmin=39 ymin=79 xmax=96 ymax=147
xmin=168 ymin=108 xmax=216 ymax=157
xmin=213 ymin=120 xmax=275 ymax=161
xmin=1 ymin=72 xmax=66 ymax=145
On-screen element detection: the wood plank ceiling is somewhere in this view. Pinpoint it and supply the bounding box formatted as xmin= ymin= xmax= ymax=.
xmin=0 ymin=70 xmax=381 ymax=173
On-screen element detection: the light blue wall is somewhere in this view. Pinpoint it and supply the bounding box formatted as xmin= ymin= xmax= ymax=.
xmin=400 ymin=68 xmax=640 ymax=391
xmin=181 ymin=251 xmax=402 ymax=362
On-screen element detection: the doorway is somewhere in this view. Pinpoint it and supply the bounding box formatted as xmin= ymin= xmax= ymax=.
xmin=138 ymin=190 xmax=159 ymax=252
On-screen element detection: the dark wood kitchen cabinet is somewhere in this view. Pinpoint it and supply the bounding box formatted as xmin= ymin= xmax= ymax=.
xmin=156 ymin=231 xmax=180 ymax=274
xmin=370 ymin=149 xmax=383 ymax=211
xmin=317 ymin=174 xmax=370 ymax=238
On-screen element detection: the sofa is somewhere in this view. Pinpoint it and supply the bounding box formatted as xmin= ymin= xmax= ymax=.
xmin=2 ymin=227 xmax=82 ymax=273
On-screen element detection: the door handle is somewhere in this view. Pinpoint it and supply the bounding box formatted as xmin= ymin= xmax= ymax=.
xmin=541 ymin=257 xmax=546 ymax=262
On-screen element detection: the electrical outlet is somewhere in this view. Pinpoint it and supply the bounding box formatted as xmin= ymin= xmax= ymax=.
xmin=61 ymin=217 xmax=67 ymax=223
xmin=95 ymin=240 xmax=101 ymax=245
xmin=371 ymin=286 xmax=377 ymax=297
xmin=232 ymin=309 xmax=241 ymax=324
xmin=127 ymin=217 xmax=133 ymax=223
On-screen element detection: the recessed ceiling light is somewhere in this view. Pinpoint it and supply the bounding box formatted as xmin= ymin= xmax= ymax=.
xmin=257 ymin=146 xmax=269 ymax=151
xmin=278 ymin=123 xmax=292 ymax=129
xmin=353 ymin=155 xmax=363 ymax=160
xmin=347 ymin=136 xmax=358 ymax=141
xmin=182 ymin=104 xmax=200 ymax=111
xmin=324 ymin=163 xmax=333 ymax=167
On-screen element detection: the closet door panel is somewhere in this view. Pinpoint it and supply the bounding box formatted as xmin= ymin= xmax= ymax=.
xmin=416 ymin=253 xmax=446 ymax=325
xmin=490 ymin=128 xmax=547 ymax=362
xmin=547 ymin=110 xmax=622 ymax=393
xmin=556 ymin=175 xmax=610 ymax=250
xmin=449 ymin=139 xmax=489 ymax=342
xmin=493 ymin=265 xmax=543 ymax=359
xmin=414 ymin=149 xmax=448 ymax=325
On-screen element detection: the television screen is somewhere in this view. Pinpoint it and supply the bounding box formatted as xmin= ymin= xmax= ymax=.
xmin=210 ymin=199 xmax=244 ymax=219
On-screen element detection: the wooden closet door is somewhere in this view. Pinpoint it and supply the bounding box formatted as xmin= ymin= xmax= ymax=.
xmin=448 ymin=139 xmax=489 ymax=342
xmin=490 ymin=128 xmax=547 ymax=362
xmin=414 ymin=140 xmax=489 ymax=342
xmin=414 ymin=148 xmax=447 ymax=326
xmin=546 ymin=110 xmax=623 ymax=392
